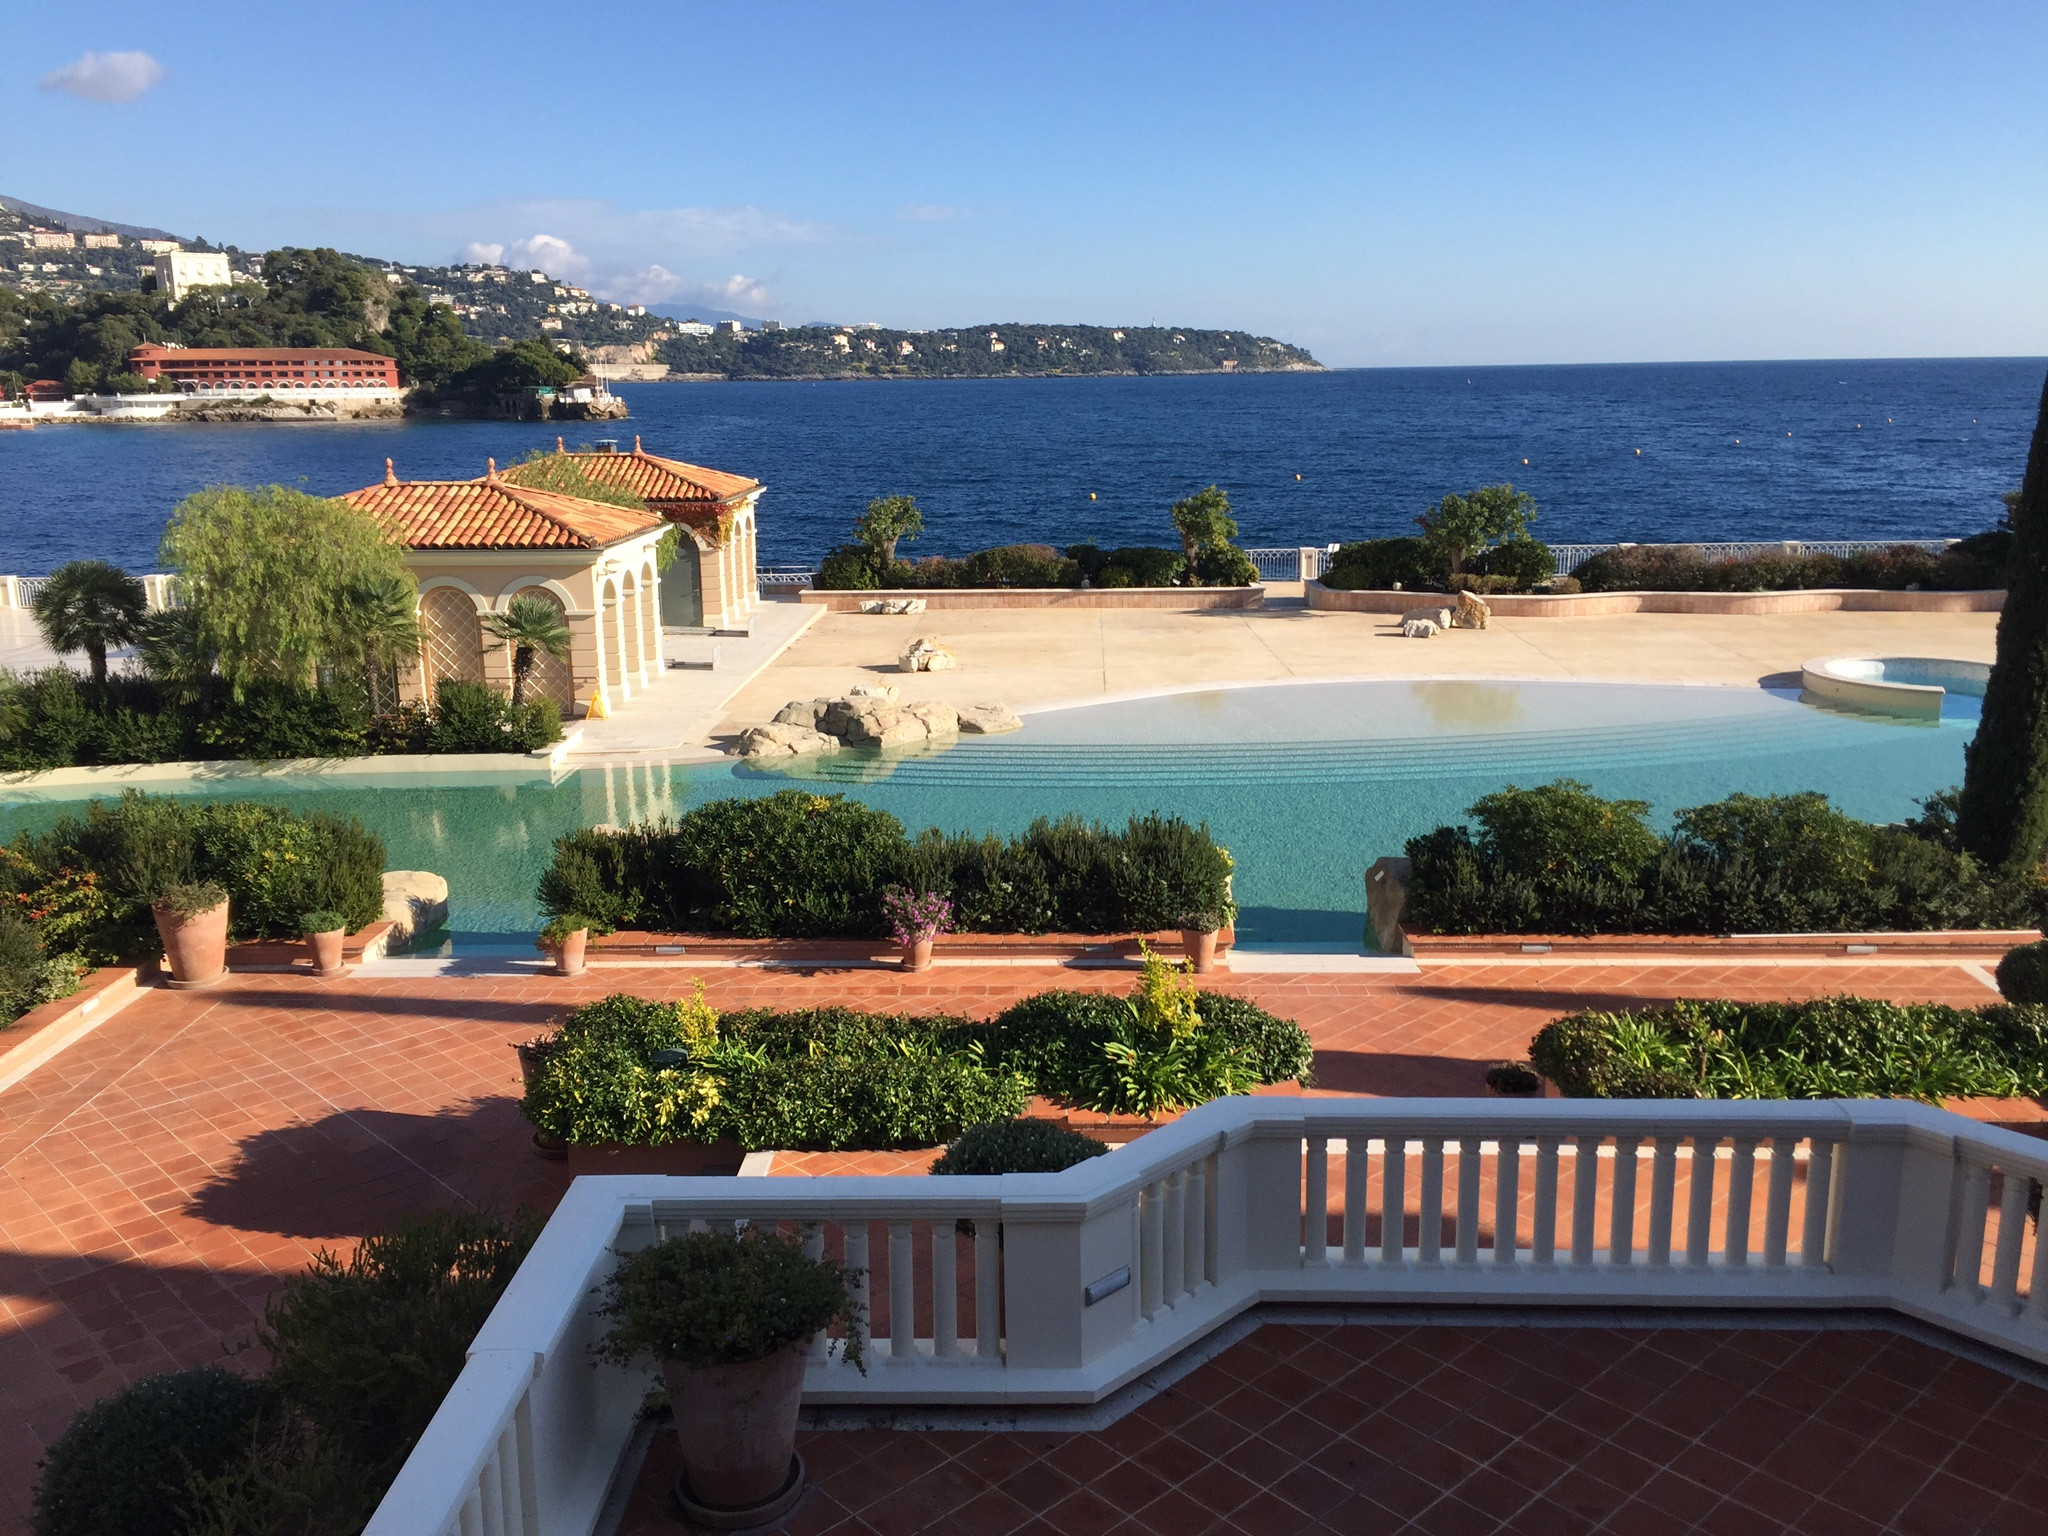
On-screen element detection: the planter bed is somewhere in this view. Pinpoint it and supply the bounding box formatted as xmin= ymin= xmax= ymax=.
xmin=222 ymin=920 xmax=399 ymax=973
xmin=564 ymin=1139 xmax=748 ymax=1177
xmin=0 ymin=963 xmax=149 ymax=1093
xmin=800 ymin=585 xmax=1264 ymax=612
xmin=1306 ymin=581 xmax=2003 ymax=618
xmin=587 ymin=927 xmax=1234 ymax=968
xmin=1400 ymin=927 xmax=2039 ymax=961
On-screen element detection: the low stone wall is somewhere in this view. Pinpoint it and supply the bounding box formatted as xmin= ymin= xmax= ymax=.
xmin=800 ymin=585 xmax=1265 ymax=612
xmin=1403 ymin=928 xmax=2036 ymax=960
xmin=587 ymin=928 xmax=1231 ymax=966
xmin=0 ymin=965 xmax=148 ymax=1095
xmin=1307 ymin=581 xmax=2004 ymax=617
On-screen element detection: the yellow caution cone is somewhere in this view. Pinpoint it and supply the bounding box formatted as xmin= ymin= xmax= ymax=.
xmin=586 ymin=690 xmax=610 ymax=720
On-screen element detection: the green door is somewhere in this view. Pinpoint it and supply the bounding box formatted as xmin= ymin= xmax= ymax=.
xmin=660 ymin=539 xmax=703 ymax=628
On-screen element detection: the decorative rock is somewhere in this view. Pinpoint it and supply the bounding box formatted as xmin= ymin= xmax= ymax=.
xmin=381 ymin=871 xmax=449 ymax=947
xmin=841 ymin=706 xmax=929 ymax=748
xmin=1402 ymin=618 xmax=1438 ymax=639
xmin=1401 ymin=607 xmax=1454 ymax=629
xmin=847 ymin=683 xmax=900 ymax=701
xmin=735 ymin=722 xmax=839 ymax=758
xmin=905 ymin=701 xmax=959 ymax=737
xmin=1453 ymin=591 xmax=1493 ymax=629
xmin=899 ymin=636 xmax=959 ymax=673
xmin=859 ymin=598 xmax=928 ymax=614
xmin=957 ymin=702 xmax=1023 ymax=734
xmin=772 ymin=698 xmax=830 ymax=729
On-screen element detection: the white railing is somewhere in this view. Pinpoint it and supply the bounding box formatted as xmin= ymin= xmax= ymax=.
xmin=365 ymin=1095 xmax=2048 ymax=1536
xmin=1243 ymin=546 xmax=1337 ymax=582
xmin=0 ymin=574 xmax=177 ymax=611
xmin=757 ymin=567 xmax=816 ymax=590
xmin=1548 ymin=538 xmax=1959 ymax=575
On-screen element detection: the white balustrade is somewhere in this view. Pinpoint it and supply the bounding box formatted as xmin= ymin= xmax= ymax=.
xmin=365 ymin=1097 xmax=2048 ymax=1536
xmin=1548 ymin=537 xmax=1957 ymax=575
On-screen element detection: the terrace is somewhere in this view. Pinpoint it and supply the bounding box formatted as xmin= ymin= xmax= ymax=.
xmin=4 ymin=956 xmax=2044 ymax=1535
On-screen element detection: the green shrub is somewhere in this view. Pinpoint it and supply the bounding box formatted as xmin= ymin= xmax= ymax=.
xmin=1108 ymin=813 xmax=1237 ymax=930
xmin=1068 ymin=543 xmax=1187 ymax=588
xmin=32 ymin=1366 xmax=266 ymax=1536
xmin=1192 ymin=544 xmax=1260 ymax=587
xmin=425 ymin=679 xmax=560 ymax=754
xmin=930 ymin=1118 xmax=1110 ymax=1175
xmin=1997 ymin=942 xmax=2048 ymax=1005
xmin=180 ymin=1418 xmax=378 ymax=1536
xmin=197 ymin=679 xmax=371 ymax=761
xmin=1530 ymin=995 xmax=2048 ymax=1101
xmin=0 ymin=912 xmax=81 ymax=1024
xmin=957 ymin=543 xmax=1078 ymax=587
xmin=1320 ymin=537 xmax=1439 ymax=592
xmin=1468 ymin=537 xmax=1556 ymax=588
xmin=1573 ymin=539 xmax=2012 ymax=596
xmin=260 ymin=1210 xmax=538 ymax=1479
xmin=596 ymin=1229 xmax=864 ymax=1371
xmin=1573 ymin=545 xmax=1708 ymax=592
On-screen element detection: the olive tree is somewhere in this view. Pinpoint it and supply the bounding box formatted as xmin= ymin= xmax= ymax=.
xmin=1416 ymin=484 xmax=1536 ymax=577
xmin=1169 ymin=485 xmax=1238 ymax=579
xmin=853 ymin=495 xmax=923 ymax=564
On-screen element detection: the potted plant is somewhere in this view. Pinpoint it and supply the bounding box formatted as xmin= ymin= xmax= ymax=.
xmin=514 ymin=1033 xmax=567 ymax=1160
xmin=152 ymin=882 xmax=230 ymax=990
xmin=881 ymin=887 xmax=952 ymax=973
xmin=596 ymin=1229 xmax=864 ymax=1526
xmin=1485 ymin=1061 xmax=1544 ymax=1098
xmin=537 ymin=914 xmax=602 ymax=977
xmin=301 ymin=909 xmax=348 ymax=979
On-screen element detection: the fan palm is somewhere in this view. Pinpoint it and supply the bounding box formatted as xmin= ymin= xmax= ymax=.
xmin=481 ymin=595 xmax=572 ymax=708
xmin=336 ymin=574 xmax=423 ymax=711
xmin=30 ymin=561 xmax=147 ymax=685
xmin=135 ymin=606 xmax=215 ymax=706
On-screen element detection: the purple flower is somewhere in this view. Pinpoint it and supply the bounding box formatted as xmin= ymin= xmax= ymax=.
xmin=881 ymin=886 xmax=953 ymax=946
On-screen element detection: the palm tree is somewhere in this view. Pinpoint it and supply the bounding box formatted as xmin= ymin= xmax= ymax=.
xmin=31 ymin=561 xmax=147 ymax=686
xmin=135 ymin=606 xmax=215 ymax=707
xmin=337 ymin=574 xmax=422 ymax=711
xmin=481 ymin=595 xmax=572 ymax=708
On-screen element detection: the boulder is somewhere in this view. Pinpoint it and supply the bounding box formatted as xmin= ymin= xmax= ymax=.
xmin=847 ymin=683 xmax=900 ymax=701
xmin=772 ymin=698 xmax=830 ymax=729
xmin=381 ymin=871 xmax=449 ymax=947
xmin=841 ymin=705 xmax=930 ymax=748
xmin=1402 ymin=618 xmax=1438 ymax=639
xmin=957 ymin=702 xmax=1022 ymax=734
xmin=735 ymin=722 xmax=839 ymax=759
xmin=900 ymin=636 xmax=959 ymax=673
xmin=858 ymin=598 xmax=927 ymax=614
xmin=905 ymin=701 xmax=960 ymax=737
xmin=1365 ymin=857 xmax=1414 ymax=955
xmin=819 ymin=697 xmax=880 ymax=738
xmin=1452 ymin=591 xmax=1493 ymax=630
xmin=1401 ymin=606 xmax=1454 ymax=629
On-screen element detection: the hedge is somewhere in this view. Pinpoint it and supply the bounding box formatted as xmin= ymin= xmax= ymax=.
xmin=1530 ymin=995 xmax=2048 ymax=1101
xmin=538 ymin=791 xmax=1235 ymax=939
xmin=1404 ymin=780 xmax=2040 ymax=937
xmin=814 ymin=539 xmax=1256 ymax=590
xmin=1572 ymin=533 xmax=2009 ymax=594
xmin=1322 ymin=535 xmax=1558 ymax=595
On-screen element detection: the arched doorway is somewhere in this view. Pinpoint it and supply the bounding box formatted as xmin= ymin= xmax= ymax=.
xmin=419 ymin=586 xmax=484 ymax=699
xmin=660 ymin=535 xmax=703 ymax=628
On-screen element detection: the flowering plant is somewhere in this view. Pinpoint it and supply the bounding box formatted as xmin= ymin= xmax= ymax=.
xmin=881 ymin=886 xmax=953 ymax=947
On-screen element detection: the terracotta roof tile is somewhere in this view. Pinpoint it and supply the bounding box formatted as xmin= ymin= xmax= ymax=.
xmin=501 ymin=439 xmax=760 ymax=506
xmin=340 ymin=464 xmax=667 ymax=551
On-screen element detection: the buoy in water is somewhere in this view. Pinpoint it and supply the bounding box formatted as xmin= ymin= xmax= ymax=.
xmin=1089 ymin=492 xmax=1096 ymax=500
xmin=1295 ymin=473 xmax=1302 ymax=480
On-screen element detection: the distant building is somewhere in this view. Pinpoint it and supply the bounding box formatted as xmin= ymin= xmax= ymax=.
xmin=760 ymin=320 xmax=782 ymax=331
xmin=127 ymin=344 xmax=402 ymax=397
xmin=625 ymin=305 xmax=647 ymax=317
xmin=82 ymin=233 xmax=121 ymax=250
xmin=717 ymin=320 xmax=744 ymax=336
xmin=153 ymin=249 xmax=232 ymax=302
xmin=29 ymin=231 xmax=77 ymax=250
xmin=139 ymin=238 xmax=180 ymax=254
xmin=674 ymin=321 xmax=713 ymax=337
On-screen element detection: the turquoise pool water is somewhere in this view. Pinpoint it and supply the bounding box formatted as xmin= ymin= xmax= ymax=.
xmin=0 ymin=681 xmax=1978 ymax=949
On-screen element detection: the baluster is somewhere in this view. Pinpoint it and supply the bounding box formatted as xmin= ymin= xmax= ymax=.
xmin=1204 ymin=1153 xmax=1220 ymax=1284
xmin=493 ymin=1424 xmax=526 ymax=1536
xmin=1532 ymin=1138 xmax=1560 ymax=1265
xmin=1609 ymin=1136 xmax=1639 ymax=1267
xmin=845 ymin=1224 xmax=871 ymax=1360
xmin=1992 ymin=1168 xmax=2029 ymax=1313
xmin=1343 ymin=1136 xmax=1369 ymax=1264
xmin=477 ymin=1446 xmax=504 ymax=1536
xmin=1184 ymin=1158 xmax=1208 ymax=1291
xmin=1140 ymin=1181 xmax=1164 ymax=1319
xmin=1493 ymin=1132 xmax=1521 ymax=1265
xmin=1456 ymin=1138 xmax=1482 ymax=1264
xmin=975 ymin=1222 xmax=1002 ymax=1364
xmin=932 ymin=1222 xmax=960 ymax=1359
xmin=1647 ymin=1137 xmax=1678 ymax=1267
xmin=458 ymin=1486 xmax=484 ymax=1536
xmin=887 ymin=1222 xmax=917 ymax=1366
xmin=1304 ymin=1138 xmax=1330 ymax=1267
xmin=1571 ymin=1135 xmax=1600 ymax=1267
xmin=1380 ymin=1138 xmax=1407 ymax=1264
xmin=1723 ymin=1138 xmax=1757 ymax=1268
xmin=1418 ymin=1138 xmax=1445 ymax=1263
xmin=1801 ymin=1140 xmax=1835 ymax=1267
xmin=1955 ymin=1161 xmax=1992 ymax=1296
xmin=1686 ymin=1136 xmax=1718 ymax=1267
xmin=1763 ymin=1140 xmax=1796 ymax=1268
xmin=1163 ymin=1170 xmax=1187 ymax=1300
xmin=803 ymin=1222 xmax=828 ymax=1362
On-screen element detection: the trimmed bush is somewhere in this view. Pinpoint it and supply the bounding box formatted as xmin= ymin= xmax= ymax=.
xmin=1530 ymin=995 xmax=2048 ymax=1101
xmin=815 ymin=539 xmax=1256 ymax=590
xmin=1406 ymin=781 xmax=2040 ymax=937
xmin=425 ymin=679 xmax=561 ymax=753
xmin=1320 ymin=537 xmax=1439 ymax=592
xmin=1468 ymin=537 xmax=1556 ymax=587
xmin=1997 ymin=941 xmax=2048 ymax=1005
xmin=930 ymin=1118 xmax=1110 ymax=1175
xmin=33 ymin=1366 xmax=266 ymax=1536
xmin=1572 ymin=538 xmax=2008 ymax=596
xmin=539 ymin=793 xmax=1234 ymax=940
xmin=0 ymin=912 xmax=81 ymax=1024
xmin=1070 ymin=543 xmax=1188 ymax=588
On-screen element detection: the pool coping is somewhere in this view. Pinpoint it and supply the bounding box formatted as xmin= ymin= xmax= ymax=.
xmin=1304 ymin=581 xmax=2006 ymax=617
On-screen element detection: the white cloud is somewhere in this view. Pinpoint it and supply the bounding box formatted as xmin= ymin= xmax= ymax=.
xmin=39 ymin=50 xmax=165 ymax=103
xmin=505 ymin=233 xmax=590 ymax=280
xmin=455 ymin=241 xmax=505 ymax=266
xmin=607 ymin=264 xmax=774 ymax=312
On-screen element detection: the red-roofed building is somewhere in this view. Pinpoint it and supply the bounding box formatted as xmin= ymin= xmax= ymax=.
xmin=127 ymin=344 xmax=403 ymax=398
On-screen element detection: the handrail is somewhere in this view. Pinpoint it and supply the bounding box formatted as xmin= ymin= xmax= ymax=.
xmin=365 ymin=1095 xmax=2048 ymax=1536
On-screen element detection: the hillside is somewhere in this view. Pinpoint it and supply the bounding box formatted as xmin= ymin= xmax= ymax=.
xmin=658 ymin=322 xmax=1319 ymax=379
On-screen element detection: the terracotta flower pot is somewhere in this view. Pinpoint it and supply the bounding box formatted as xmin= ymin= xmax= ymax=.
xmin=902 ymin=936 xmax=934 ymax=972
xmin=663 ymin=1347 xmax=807 ymax=1520
xmin=1180 ymin=927 xmax=1219 ymax=974
xmin=153 ymin=897 xmax=230 ymax=990
xmin=305 ymin=927 xmax=346 ymax=978
xmin=550 ymin=929 xmax=588 ymax=977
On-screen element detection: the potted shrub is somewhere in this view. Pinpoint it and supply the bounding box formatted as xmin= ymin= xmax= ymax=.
xmin=537 ymin=914 xmax=601 ymax=977
xmin=1485 ymin=1061 xmax=1544 ymax=1098
xmin=881 ymin=887 xmax=952 ymax=972
xmin=513 ymin=1033 xmax=567 ymax=1160
xmin=152 ymin=882 xmax=230 ymax=990
xmin=301 ymin=909 xmax=347 ymax=979
xmin=596 ymin=1229 xmax=864 ymax=1526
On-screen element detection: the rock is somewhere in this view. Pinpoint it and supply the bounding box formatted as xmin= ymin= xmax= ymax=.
xmin=1365 ymin=856 xmax=1413 ymax=955
xmin=841 ymin=705 xmax=931 ymax=748
xmin=772 ymin=698 xmax=830 ymax=729
xmin=957 ymin=702 xmax=1022 ymax=734
xmin=819 ymin=697 xmax=877 ymax=738
xmin=899 ymin=636 xmax=959 ymax=673
xmin=1453 ymin=591 xmax=1493 ymax=630
xmin=382 ymin=871 xmax=449 ymax=947
xmin=847 ymin=683 xmax=900 ymax=701
xmin=906 ymin=701 xmax=959 ymax=737
xmin=1402 ymin=618 xmax=1438 ymax=638
xmin=1401 ymin=607 xmax=1454 ymax=629
xmin=735 ymin=722 xmax=839 ymax=759
xmin=859 ymin=598 xmax=927 ymax=614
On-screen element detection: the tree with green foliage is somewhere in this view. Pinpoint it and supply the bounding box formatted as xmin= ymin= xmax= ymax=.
xmin=1170 ymin=485 xmax=1238 ymax=585
xmin=1960 ymin=371 xmax=2048 ymax=867
xmin=1417 ymin=484 xmax=1537 ymax=577
xmin=337 ymin=573 xmax=423 ymax=711
xmin=160 ymin=486 xmax=415 ymax=698
xmin=482 ymin=595 xmax=573 ymax=708
xmin=854 ymin=495 xmax=923 ymax=563
xmin=450 ymin=337 xmax=584 ymax=396
xmin=30 ymin=561 xmax=147 ymax=685
xmin=384 ymin=288 xmax=492 ymax=393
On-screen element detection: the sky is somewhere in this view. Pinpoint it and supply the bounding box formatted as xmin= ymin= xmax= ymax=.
xmin=4 ymin=1 xmax=2045 ymax=368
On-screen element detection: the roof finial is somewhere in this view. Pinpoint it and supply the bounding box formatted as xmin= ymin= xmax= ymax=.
xmin=634 ymin=435 xmax=643 ymax=454
xmin=486 ymin=457 xmax=498 ymax=482
xmin=383 ymin=457 xmax=397 ymax=486
xmin=556 ymin=436 xmax=565 ymax=453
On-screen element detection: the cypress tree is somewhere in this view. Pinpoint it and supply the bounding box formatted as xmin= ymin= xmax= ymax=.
xmin=1959 ymin=368 xmax=2048 ymax=867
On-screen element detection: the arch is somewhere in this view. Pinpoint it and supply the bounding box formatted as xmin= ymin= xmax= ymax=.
xmin=491 ymin=576 xmax=578 ymax=611
xmin=599 ymin=576 xmax=627 ymax=705
xmin=502 ymin=584 xmax=575 ymax=710
xmin=419 ymin=585 xmax=485 ymax=698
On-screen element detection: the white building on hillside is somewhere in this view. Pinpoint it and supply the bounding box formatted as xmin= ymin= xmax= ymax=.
xmin=154 ymin=249 xmax=232 ymax=303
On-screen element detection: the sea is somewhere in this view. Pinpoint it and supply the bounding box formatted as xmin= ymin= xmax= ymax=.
xmin=0 ymin=356 xmax=2041 ymax=573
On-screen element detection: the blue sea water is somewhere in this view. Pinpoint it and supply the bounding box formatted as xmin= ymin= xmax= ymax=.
xmin=0 ymin=357 xmax=2039 ymax=572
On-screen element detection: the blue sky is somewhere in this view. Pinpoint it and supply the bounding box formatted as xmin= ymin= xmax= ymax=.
xmin=5 ymin=2 xmax=2044 ymax=367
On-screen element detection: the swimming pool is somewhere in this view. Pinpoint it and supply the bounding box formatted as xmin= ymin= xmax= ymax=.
xmin=0 ymin=680 xmax=1978 ymax=949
